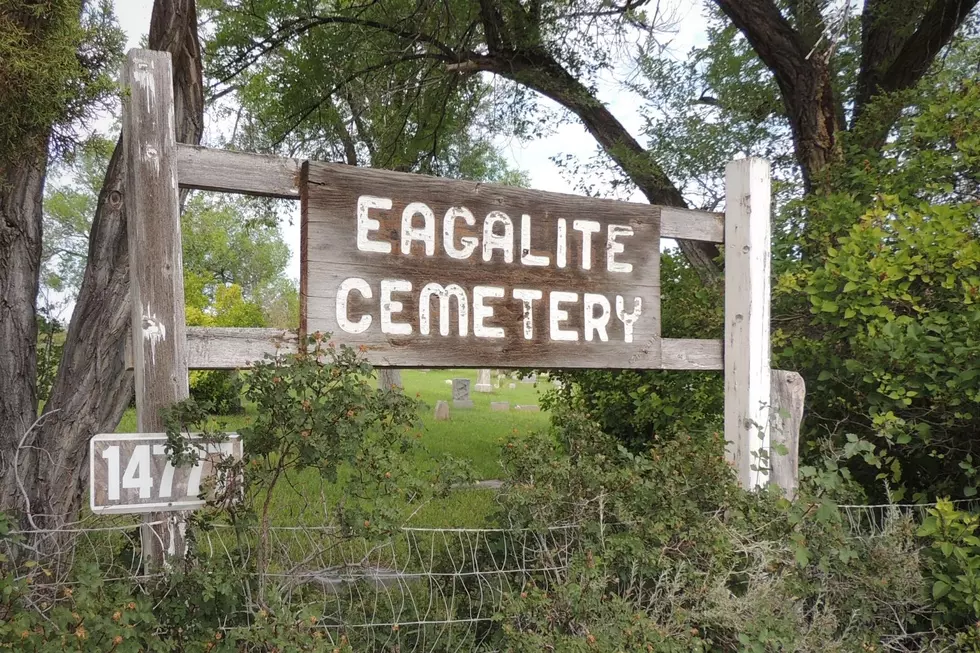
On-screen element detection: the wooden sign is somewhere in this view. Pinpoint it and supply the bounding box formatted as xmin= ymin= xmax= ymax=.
xmin=301 ymin=162 xmax=662 ymax=368
xmin=89 ymin=433 xmax=241 ymax=515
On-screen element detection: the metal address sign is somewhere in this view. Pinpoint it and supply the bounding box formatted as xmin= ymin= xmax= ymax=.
xmin=89 ymin=433 xmax=241 ymax=514
xmin=301 ymin=162 xmax=663 ymax=368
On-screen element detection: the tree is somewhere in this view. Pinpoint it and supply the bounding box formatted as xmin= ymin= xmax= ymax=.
xmin=0 ymin=0 xmax=123 ymax=524
xmin=0 ymin=0 xmax=205 ymax=530
xmin=202 ymin=0 xmax=979 ymax=281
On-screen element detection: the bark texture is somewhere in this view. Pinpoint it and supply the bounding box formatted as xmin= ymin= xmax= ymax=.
xmin=28 ymin=0 xmax=204 ymax=528
xmin=715 ymin=0 xmax=979 ymax=188
xmin=0 ymin=147 xmax=46 ymax=520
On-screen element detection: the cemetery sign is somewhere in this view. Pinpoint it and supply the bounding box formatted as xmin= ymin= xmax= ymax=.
xmin=301 ymin=162 xmax=662 ymax=368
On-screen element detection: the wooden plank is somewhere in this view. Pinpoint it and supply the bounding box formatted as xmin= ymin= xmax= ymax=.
xmin=723 ymin=158 xmax=772 ymax=490
xmin=173 ymin=145 xmax=726 ymax=246
xmin=770 ymin=370 xmax=805 ymax=500
xmin=122 ymin=50 xmax=189 ymax=566
xmin=661 ymin=338 xmax=723 ymax=370
xmin=176 ymin=144 xmax=301 ymax=198
xmin=185 ymin=327 xmax=299 ymax=368
xmin=660 ymin=207 xmax=724 ymax=243
xmin=302 ymin=161 xmax=663 ymax=369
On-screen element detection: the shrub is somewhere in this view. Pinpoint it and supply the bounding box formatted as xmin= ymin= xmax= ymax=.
xmin=487 ymin=409 xmax=938 ymax=650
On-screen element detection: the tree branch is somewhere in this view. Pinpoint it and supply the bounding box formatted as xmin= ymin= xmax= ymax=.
xmin=462 ymin=49 xmax=722 ymax=281
xmin=853 ymin=0 xmax=979 ymax=145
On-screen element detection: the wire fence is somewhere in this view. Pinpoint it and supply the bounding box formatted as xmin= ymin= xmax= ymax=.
xmin=2 ymin=514 xmax=583 ymax=651
xmin=0 ymin=497 xmax=965 ymax=650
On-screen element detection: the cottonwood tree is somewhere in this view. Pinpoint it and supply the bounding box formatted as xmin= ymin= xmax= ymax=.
xmin=202 ymin=0 xmax=979 ymax=281
xmin=0 ymin=0 xmax=205 ymax=530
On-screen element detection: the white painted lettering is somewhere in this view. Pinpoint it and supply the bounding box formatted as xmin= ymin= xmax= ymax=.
xmin=444 ymin=206 xmax=478 ymax=259
xmin=572 ymin=219 xmax=601 ymax=270
xmin=380 ymin=279 xmax=413 ymax=335
xmin=401 ymin=202 xmax=435 ymax=256
xmin=606 ymin=224 xmax=634 ymax=273
xmin=583 ymin=293 xmax=611 ymax=342
xmin=419 ymin=283 xmax=469 ymax=336
xmin=556 ymin=218 xmax=568 ymax=268
xmin=356 ymin=195 xmax=392 ymax=254
xmin=482 ymin=211 xmax=514 ymax=263
xmin=520 ymin=214 xmax=549 ymax=266
xmin=616 ymin=295 xmax=642 ymax=343
xmin=549 ymin=291 xmax=579 ymax=341
xmin=336 ymin=277 xmax=373 ymax=334
xmin=512 ymin=288 xmax=543 ymax=340
xmin=473 ymin=286 xmax=505 ymax=338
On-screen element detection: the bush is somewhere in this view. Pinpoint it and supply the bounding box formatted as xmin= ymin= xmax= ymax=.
xmin=189 ymin=370 xmax=243 ymax=415
xmin=487 ymin=409 xmax=942 ymax=650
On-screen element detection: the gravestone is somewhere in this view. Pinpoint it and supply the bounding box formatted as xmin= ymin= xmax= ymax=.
xmin=475 ymin=368 xmax=493 ymax=393
xmin=508 ymin=383 xmax=516 ymax=390
xmin=490 ymin=402 xmax=510 ymax=412
xmin=521 ymin=374 xmax=537 ymax=384
xmin=434 ymin=401 xmax=450 ymax=421
xmin=452 ymin=378 xmax=473 ymax=408
xmin=515 ymin=404 xmax=541 ymax=412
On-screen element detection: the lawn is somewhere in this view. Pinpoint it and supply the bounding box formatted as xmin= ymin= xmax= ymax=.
xmin=115 ymin=369 xmax=554 ymax=527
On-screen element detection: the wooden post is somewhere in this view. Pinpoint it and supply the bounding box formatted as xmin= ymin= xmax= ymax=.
xmin=770 ymin=369 xmax=805 ymax=499
xmin=724 ymin=158 xmax=771 ymax=489
xmin=122 ymin=50 xmax=189 ymax=567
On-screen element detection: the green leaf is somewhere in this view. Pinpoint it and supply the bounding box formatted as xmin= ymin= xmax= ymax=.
xmin=933 ymin=580 xmax=951 ymax=600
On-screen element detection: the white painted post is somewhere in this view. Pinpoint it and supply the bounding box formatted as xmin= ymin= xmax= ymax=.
xmin=724 ymin=158 xmax=771 ymax=489
xmin=122 ymin=50 xmax=189 ymax=567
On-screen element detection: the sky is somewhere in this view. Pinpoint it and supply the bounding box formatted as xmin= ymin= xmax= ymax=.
xmin=107 ymin=0 xmax=709 ymax=282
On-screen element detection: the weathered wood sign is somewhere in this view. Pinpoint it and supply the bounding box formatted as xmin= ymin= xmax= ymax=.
xmin=301 ymin=162 xmax=662 ymax=368
xmin=89 ymin=433 xmax=241 ymax=515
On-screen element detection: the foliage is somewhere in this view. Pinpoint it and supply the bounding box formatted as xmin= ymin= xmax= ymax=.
xmin=200 ymin=0 xmax=528 ymax=185
xmin=775 ymin=80 xmax=980 ymax=502
xmin=163 ymin=335 xmax=472 ymax=576
xmin=918 ymin=499 xmax=980 ymax=629
xmin=0 ymin=0 xmax=123 ymax=164
xmin=486 ymin=410 xmax=939 ymax=650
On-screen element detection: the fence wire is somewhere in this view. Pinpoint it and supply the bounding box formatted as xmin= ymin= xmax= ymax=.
xmin=1 ymin=498 xmax=967 ymax=650
xmin=2 ymin=516 xmax=582 ymax=651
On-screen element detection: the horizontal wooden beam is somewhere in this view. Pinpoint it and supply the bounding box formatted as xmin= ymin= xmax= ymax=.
xmin=661 ymin=338 xmax=723 ymax=370
xmin=126 ymin=327 xmax=299 ymax=370
xmin=660 ymin=207 xmax=725 ymax=244
xmin=175 ymin=145 xmax=725 ymax=243
xmin=177 ymin=144 xmax=301 ymax=198
xmin=128 ymin=329 xmax=722 ymax=371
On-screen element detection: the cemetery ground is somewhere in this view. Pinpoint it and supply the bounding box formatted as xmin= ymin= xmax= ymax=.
xmin=115 ymin=369 xmax=551 ymax=528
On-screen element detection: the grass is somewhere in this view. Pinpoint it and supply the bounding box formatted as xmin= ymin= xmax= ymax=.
xmin=114 ymin=369 xmax=553 ymax=528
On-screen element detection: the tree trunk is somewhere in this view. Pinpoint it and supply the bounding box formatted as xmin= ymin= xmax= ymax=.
xmin=0 ymin=147 xmax=46 ymax=522
xmin=32 ymin=0 xmax=204 ymax=527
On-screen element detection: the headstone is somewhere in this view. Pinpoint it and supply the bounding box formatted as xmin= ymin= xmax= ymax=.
xmin=475 ymin=368 xmax=493 ymax=393
xmin=452 ymin=378 xmax=473 ymax=408
xmin=552 ymin=378 xmax=563 ymax=389
xmin=508 ymin=383 xmax=516 ymax=390
xmin=515 ymin=404 xmax=541 ymax=412
xmin=444 ymin=379 xmax=452 ymax=385
xmin=521 ymin=374 xmax=537 ymax=384
xmin=434 ymin=401 xmax=450 ymax=421
xmin=490 ymin=402 xmax=510 ymax=412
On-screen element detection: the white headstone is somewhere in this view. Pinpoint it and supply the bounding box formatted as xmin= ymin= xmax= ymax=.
xmin=475 ymin=368 xmax=493 ymax=393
